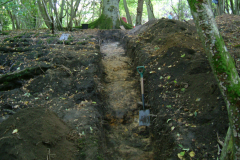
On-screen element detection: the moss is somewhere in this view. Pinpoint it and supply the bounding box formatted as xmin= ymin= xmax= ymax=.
xmin=1 ymin=31 xmax=10 ymax=35
xmin=89 ymin=14 xmax=113 ymax=29
xmin=119 ymin=18 xmax=133 ymax=29
xmin=188 ymin=0 xmax=200 ymax=12
xmin=47 ymin=37 xmax=57 ymax=44
xmin=213 ymin=35 xmax=240 ymax=103
xmin=108 ymin=6 xmax=115 ymax=12
xmin=77 ymin=41 xmax=88 ymax=45
xmin=234 ymin=44 xmax=240 ymax=48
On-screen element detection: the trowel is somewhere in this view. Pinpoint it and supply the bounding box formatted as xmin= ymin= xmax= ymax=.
xmin=137 ymin=66 xmax=150 ymax=126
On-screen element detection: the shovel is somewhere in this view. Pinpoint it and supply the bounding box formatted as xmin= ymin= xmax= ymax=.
xmin=137 ymin=66 xmax=150 ymax=126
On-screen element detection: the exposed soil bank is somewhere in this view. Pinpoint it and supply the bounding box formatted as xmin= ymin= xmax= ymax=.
xmin=125 ymin=18 xmax=229 ymax=159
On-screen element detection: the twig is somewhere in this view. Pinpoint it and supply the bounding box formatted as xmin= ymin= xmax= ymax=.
xmin=57 ymin=64 xmax=73 ymax=76
xmin=8 ymin=61 xmax=15 ymax=72
xmin=47 ymin=148 xmax=56 ymax=160
xmin=217 ymin=132 xmax=224 ymax=147
xmin=0 ymin=136 xmax=11 ymax=141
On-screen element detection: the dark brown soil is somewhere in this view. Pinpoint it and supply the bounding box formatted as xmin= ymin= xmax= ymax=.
xmin=0 ymin=14 xmax=239 ymax=160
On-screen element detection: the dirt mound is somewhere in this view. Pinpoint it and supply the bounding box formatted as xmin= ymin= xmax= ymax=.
xmin=0 ymin=107 xmax=76 ymax=160
xmin=126 ymin=17 xmax=229 ymax=159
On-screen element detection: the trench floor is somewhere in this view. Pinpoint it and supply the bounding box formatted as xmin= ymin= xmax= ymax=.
xmin=101 ymin=42 xmax=153 ymax=159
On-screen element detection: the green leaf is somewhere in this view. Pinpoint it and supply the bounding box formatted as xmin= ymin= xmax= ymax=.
xmin=181 ymin=54 xmax=185 ymax=57
xmin=180 ymin=151 xmax=185 ymax=156
xmin=179 ymin=144 xmax=183 ymax=148
xmin=166 ymin=105 xmax=172 ymax=108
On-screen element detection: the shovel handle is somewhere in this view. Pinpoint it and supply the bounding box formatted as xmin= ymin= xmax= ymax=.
xmin=137 ymin=66 xmax=145 ymax=109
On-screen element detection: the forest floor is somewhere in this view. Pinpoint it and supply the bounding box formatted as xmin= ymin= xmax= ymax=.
xmin=0 ymin=14 xmax=239 ymax=160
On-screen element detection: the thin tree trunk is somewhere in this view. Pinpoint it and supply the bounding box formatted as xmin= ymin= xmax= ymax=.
xmin=145 ymin=0 xmax=155 ymax=21
xmin=59 ymin=0 xmax=65 ymax=24
xmin=50 ymin=0 xmax=63 ymax=30
xmin=136 ymin=0 xmax=144 ymax=25
xmin=187 ymin=0 xmax=240 ymax=159
xmin=7 ymin=10 xmax=15 ymax=29
xmin=99 ymin=0 xmax=102 ymax=17
xmin=219 ymin=0 xmax=225 ymax=15
xmin=14 ymin=14 xmax=20 ymax=29
xmin=37 ymin=0 xmax=52 ymax=28
xmin=225 ymin=0 xmax=229 ymax=13
xmin=67 ymin=0 xmax=81 ymax=30
xmin=235 ymin=0 xmax=239 ymax=14
xmin=123 ymin=0 xmax=133 ymax=25
xmin=92 ymin=0 xmax=95 ymax=21
xmin=230 ymin=0 xmax=235 ymax=14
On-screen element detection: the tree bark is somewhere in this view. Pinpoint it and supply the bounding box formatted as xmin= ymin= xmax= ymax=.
xmin=67 ymin=0 xmax=81 ymax=30
xmin=37 ymin=0 xmax=52 ymax=28
xmin=225 ymin=0 xmax=229 ymax=13
xmin=219 ymin=0 xmax=225 ymax=15
xmin=102 ymin=0 xmax=119 ymax=29
xmin=235 ymin=0 xmax=239 ymax=14
xmin=230 ymin=0 xmax=235 ymax=14
xmin=136 ymin=0 xmax=144 ymax=25
xmin=59 ymin=0 xmax=65 ymax=24
xmin=123 ymin=0 xmax=133 ymax=25
xmin=7 ymin=10 xmax=15 ymax=30
xmin=187 ymin=0 xmax=240 ymax=159
xmin=92 ymin=0 xmax=95 ymax=21
xmin=145 ymin=0 xmax=155 ymax=21
xmin=49 ymin=0 xmax=63 ymax=30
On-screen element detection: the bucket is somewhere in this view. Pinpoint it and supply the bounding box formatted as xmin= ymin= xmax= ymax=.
xmin=82 ymin=24 xmax=88 ymax=29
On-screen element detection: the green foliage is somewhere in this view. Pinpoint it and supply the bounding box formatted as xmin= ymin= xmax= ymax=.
xmin=188 ymin=0 xmax=200 ymax=12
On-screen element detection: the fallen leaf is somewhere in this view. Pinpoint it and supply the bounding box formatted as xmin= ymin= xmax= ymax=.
xmin=181 ymin=54 xmax=185 ymax=58
xmin=12 ymin=129 xmax=18 ymax=134
xmin=189 ymin=151 xmax=195 ymax=157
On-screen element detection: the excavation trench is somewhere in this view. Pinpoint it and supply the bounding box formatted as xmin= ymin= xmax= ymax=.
xmin=99 ymin=31 xmax=153 ymax=159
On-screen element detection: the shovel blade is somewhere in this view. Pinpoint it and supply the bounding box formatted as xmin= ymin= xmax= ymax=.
xmin=139 ymin=109 xmax=150 ymax=126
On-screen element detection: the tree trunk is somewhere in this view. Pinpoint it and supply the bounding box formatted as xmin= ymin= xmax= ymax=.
xmin=87 ymin=0 xmax=132 ymax=29
xmin=187 ymin=0 xmax=240 ymax=159
xmin=136 ymin=0 xmax=144 ymax=25
xmin=230 ymin=0 xmax=235 ymax=14
xmin=102 ymin=0 xmax=119 ymax=29
xmin=67 ymin=0 xmax=81 ymax=30
xmin=219 ymin=0 xmax=225 ymax=15
xmin=59 ymin=0 xmax=65 ymax=24
xmin=49 ymin=0 xmax=63 ymax=30
xmin=235 ymin=0 xmax=239 ymax=14
xmin=145 ymin=0 xmax=155 ymax=21
xmin=123 ymin=0 xmax=133 ymax=25
xmin=14 ymin=14 xmax=20 ymax=29
xmin=92 ymin=0 xmax=95 ymax=21
xmin=225 ymin=0 xmax=229 ymax=14
xmin=7 ymin=10 xmax=15 ymax=30
xmin=37 ymin=0 xmax=52 ymax=28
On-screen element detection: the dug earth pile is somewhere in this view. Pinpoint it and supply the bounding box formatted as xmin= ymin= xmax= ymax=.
xmin=1 ymin=14 xmax=238 ymax=159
